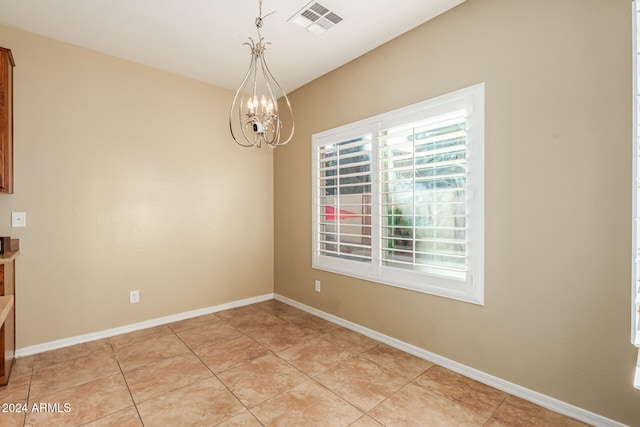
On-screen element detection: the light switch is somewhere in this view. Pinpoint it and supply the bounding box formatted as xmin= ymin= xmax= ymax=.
xmin=11 ymin=212 xmax=26 ymax=228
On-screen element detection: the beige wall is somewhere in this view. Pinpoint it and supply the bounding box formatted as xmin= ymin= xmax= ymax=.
xmin=274 ymin=0 xmax=640 ymax=424
xmin=1 ymin=0 xmax=637 ymax=423
xmin=0 ymin=24 xmax=274 ymax=348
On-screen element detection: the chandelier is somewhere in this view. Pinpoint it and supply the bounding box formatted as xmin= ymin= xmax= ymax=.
xmin=229 ymin=0 xmax=294 ymax=148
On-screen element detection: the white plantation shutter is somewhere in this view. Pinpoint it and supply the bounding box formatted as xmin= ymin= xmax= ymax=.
xmin=317 ymin=135 xmax=373 ymax=262
xmin=379 ymin=111 xmax=468 ymax=280
xmin=312 ymin=83 xmax=484 ymax=304
xmin=632 ymin=1 xmax=640 ymax=389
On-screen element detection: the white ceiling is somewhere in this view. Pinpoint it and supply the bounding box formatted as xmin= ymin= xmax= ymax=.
xmin=0 ymin=0 xmax=464 ymax=92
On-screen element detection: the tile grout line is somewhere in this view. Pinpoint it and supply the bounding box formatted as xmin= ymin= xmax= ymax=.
xmin=304 ymin=344 xmax=413 ymax=424
xmin=258 ymin=308 xmax=409 ymax=422
xmin=173 ymin=314 xmax=274 ymax=425
xmin=173 ymin=320 xmax=252 ymax=423
xmin=21 ymin=358 xmax=35 ymax=427
xmin=118 ymin=327 xmax=217 ymax=423
xmin=24 ymin=350 xmax=124 ymax=421
xmin=218 ymin=316 xmax=302 ymax=422
xmin=214 ymin=306 xmax=333 ymax=422
xmin=271 ymin=314 xmax=507 ymax=426
xmin=277 ymin=308 xmax=517 ymax=426
xmin=17 ymin=343 xmax=136 ymax=426
xmin=115 ymin=353 xmax=146 ymax=427
xmin=76 ymin=341 xmax=146 ymax=426
xmin=486 ymin=393 xmax=510 ymax=426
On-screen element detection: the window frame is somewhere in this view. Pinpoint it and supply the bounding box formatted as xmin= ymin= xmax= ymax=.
xmin=631 ymin=0 xmax=640 ymax=389
xmin=311 ymin=83 xmax=485 ymax=305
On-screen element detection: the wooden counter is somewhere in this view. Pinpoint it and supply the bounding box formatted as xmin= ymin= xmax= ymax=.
xmin=0 ymin=249 xmax=18 ymax=264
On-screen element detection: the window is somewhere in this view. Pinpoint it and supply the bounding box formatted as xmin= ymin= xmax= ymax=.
xmin=631 ymin=1 xmax=640 ymax=389
xmin=312 ymin=83 xmax=484 ymax=304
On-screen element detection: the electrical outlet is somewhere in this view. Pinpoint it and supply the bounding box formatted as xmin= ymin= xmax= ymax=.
xmin=129 ymin=290 xmax=140 ymax=304
xmin=314 ymin=280 xmax=321 ymax=292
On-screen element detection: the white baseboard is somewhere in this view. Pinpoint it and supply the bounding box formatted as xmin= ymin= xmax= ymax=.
xmin=15 ymin=293 xmax=274 ymax=357
xmin=274 ymin=294 xmax=628 ymax=427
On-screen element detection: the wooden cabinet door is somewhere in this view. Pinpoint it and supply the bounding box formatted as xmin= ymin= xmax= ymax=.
xmin=0 ymin=47 xmax=15 ymax=194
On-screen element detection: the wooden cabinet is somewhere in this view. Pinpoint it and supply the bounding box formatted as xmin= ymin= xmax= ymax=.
xmin=0 ymin=241 xmax=17 ymax=386
xmin=0 ymin=47 xmax=15 ymax=194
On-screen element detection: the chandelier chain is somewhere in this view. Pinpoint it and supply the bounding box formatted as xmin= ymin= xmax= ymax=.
xmin=256 ymin=0 xmax=263 ymax=30
xmin=255 ymin=0 xmax=275 ymax=34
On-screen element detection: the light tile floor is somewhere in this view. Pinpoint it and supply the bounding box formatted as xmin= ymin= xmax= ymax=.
xmin=0 ymin=300 xmax=591 ymax=426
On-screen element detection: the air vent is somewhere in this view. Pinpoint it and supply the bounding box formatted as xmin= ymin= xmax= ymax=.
xmin=301 ymin=9 xmax=319 ymax=22
xmin=288 ymin=1 xmax=344 ymax=35
xmin=325 ymin=12 xmax=343 ymax=25
xmin=309 ymin=3 xmax=329 ymax=16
